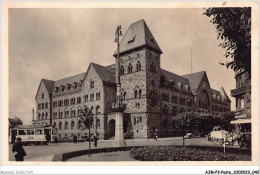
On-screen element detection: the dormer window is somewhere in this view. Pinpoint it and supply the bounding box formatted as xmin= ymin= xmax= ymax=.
xmin=67 ymin=84 xmax=71 ymax=90
xmin=128 ymin=35 xmax=135 ymax=43
xmin=60 ymin=85 xmax=65 ymax=92
xmin=55 ymin=87 xmax=59 ymax=93
xmin=74 ymin=82 xmax=78 ymax=89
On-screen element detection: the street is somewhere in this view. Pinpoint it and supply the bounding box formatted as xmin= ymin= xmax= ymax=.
xmin=8 ymin=137 xmax=238 ymax=161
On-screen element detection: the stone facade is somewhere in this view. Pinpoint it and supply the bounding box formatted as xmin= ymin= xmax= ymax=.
xmin=34 ymin=19 xmax=231 ymax=140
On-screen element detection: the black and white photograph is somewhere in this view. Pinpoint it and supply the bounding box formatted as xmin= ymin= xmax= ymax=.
xmin=1 ymin=1 xmax=259 ymax=174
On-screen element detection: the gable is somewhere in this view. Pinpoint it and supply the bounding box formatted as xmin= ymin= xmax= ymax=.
xmin=35 ymin=80 xmax=51 ymax=100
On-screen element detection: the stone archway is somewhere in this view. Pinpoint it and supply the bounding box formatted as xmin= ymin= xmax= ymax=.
xmin=108 ymin=119 xmax=116 ymax=139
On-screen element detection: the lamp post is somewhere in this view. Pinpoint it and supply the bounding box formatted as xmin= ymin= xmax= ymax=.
xmin=112 ymin=25 xmax=126 ymax=147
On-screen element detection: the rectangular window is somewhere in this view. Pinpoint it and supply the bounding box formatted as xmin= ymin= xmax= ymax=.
xmin=90 ymin=81 xmax=94 ymax=88
xmin=18 ymin=130 xmax=26 ymax=135
xmin=96 ymin=92 xmax=100 ymax=100
xmin=90 ymin=94 xmax=94 ymax=101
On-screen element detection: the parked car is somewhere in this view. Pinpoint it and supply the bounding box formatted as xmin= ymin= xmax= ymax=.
xmin=240 ymin=133 xmax=251 ymax=149
xmin=184 ymin=133 xmax=194 ymax=139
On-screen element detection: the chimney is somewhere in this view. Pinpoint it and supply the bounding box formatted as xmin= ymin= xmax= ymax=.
xmin=32 ymin=108 xmax=34 ymax=122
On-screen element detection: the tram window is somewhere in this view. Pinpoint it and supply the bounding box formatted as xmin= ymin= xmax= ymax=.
xmin=18 ymin=130 xmax=26 ymax=135
xmin=35 ymin=129 xmax=43 ymax=135
xmin=27 ymin=130 xmax=34 ymax=135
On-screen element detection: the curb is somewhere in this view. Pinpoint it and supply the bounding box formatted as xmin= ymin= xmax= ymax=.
xmin=52 ymin=145 xmax=251 ymax=161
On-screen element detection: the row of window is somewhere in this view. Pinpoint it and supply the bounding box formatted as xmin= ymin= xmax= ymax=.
xmin=53 ymin=93 xmax=101 ymax=108
xmin=38 ymin=112 xmax=48 ymax=120
xmin=53 ymin=120 xmax=100 ymax=130
xmin=38 ymin=103 xmax=48 ymax=110
xmin=161 ymin=93 xmax=193 ymax=106
xmin=84 ymin=92 xmax=100 ymax=102
xmin=54 ymin=81 xmax=83 ymax=94
xmin=53 ymin=109 xmax=80 ymax=119
xmin=120 ymin=61 xmax=142 ymax=75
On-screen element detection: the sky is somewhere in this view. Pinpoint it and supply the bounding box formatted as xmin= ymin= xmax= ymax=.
xmin=9 ymin=8 xmax=236 ymax=124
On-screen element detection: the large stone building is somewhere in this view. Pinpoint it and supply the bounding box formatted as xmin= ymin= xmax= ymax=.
xmin=34 ymin=19 xmax=231 ymax=140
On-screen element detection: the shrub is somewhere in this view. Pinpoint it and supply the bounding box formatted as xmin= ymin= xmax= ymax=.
xmin=129 ymin=146 xmax=250 ymax=161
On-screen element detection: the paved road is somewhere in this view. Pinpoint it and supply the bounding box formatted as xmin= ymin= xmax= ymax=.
xmin=8 ymin=137 xmax=236 ymax=161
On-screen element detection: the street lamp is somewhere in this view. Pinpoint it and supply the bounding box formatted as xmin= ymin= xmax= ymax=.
xmin=112 ymin=25 xmax=126 ymax=147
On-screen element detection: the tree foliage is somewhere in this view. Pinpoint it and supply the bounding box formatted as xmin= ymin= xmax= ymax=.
xmin=203 ymin=8 xmax=251 ymax=75
xmin=79 ymin=105 xmax=94 ymax=130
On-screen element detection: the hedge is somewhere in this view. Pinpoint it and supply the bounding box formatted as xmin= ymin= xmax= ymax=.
xmin=129 ymin=146 xmax=251 ymax=161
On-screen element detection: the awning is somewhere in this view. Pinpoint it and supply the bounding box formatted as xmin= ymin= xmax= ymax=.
xmin=230 ymin=118 xmax=251 ymax=124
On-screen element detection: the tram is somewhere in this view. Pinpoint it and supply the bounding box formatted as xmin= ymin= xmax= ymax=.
xmin=9 ymin=125 xmax=57 ymax=145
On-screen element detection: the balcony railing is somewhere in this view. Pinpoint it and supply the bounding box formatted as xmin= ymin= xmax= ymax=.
xmin=231 ymin=86 xmax=246 ymax=97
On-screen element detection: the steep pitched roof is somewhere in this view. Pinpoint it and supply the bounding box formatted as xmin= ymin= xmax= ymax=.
xmin=182 ymin=71 xmax=205 ymax=90
xmin=35 ymin=79 xmax=54 ymax=99
xmin=114 ymin=19 xmax=162 ymax=56
xmin=42 ymin=79 xmax=55 ymax=94
xmin=160 ymin=69 xmax=189 ymax=86
xmin=219 ymin=87 xmax=231 ymax=102
xmin=54 ymin=72 xmax=85 ymax=88
xmin=91 ymin=63 xmax=115 ymax=83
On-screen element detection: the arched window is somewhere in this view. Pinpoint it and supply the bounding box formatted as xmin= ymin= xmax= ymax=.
xmin=41 ymin=93 xmax=44 ymax=99
xmin=71 ymin=121 xmax=75 ymax=130
xmin=45 ymin=112 xmax=48 ymax=119
xmin=41 ymin=113 xmax=44 ymax=120
xmin=58 ymin=122 xmax=62 ymax=130
xmin=136 ymin=61 xmax=141 ymax=71
xmin=128 ymin=63 xmax=133 ymax=73
xmin=134 ymin=87 xmax=141 ymax=99
xmin=38 ymin=113 xmax=41 ymax=120
xmin=77 ymin=120 xmax=81 ymax=129
xmin=139 ymin=89 xmax=142 ymax=98
xmin=120 ymin=66 xmax=124 ymax=75
xmin=64 ymin=121 xmax=68 ymax=130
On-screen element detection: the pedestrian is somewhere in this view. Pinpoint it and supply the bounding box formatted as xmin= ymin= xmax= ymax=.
xmin=154 ymin=133 xmax=157 ymax=141
xmin=12 ymin=137 xmax=27 ymax=161
xmin=73 ymin=135 xmax=77 ymax=143
xmin=54 ymin=136 xmax=58 ymax=145
xmin=93 ymin=135 xmax=98 ymax=147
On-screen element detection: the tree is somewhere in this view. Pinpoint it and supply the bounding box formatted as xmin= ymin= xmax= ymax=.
xmin=173 ymin=111 xmax=196 ymax=146
xmin=203 ymin=8 xmax=251 ymax=75
xmin=79 ymin=105 xmax=94 ymax=156
xmin=219 ymin=111 xmax=235 ymax=132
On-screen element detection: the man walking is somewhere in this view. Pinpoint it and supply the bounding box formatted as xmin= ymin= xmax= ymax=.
xmin=12 ymin=137 xmax=27 ymax=161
